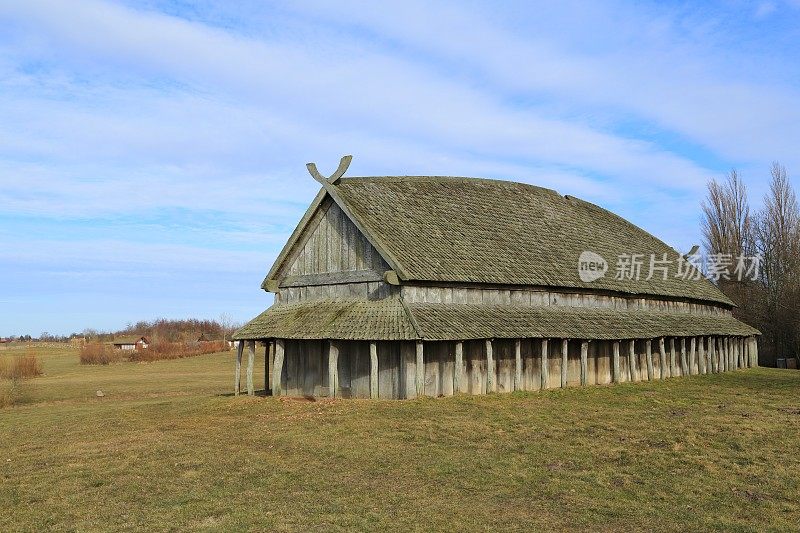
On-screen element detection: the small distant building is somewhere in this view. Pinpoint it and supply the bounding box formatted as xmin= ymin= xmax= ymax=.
xmin=112 ymin=336 xmax=149 ymax=351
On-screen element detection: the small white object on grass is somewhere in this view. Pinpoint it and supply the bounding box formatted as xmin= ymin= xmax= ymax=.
xmin=96 ymin=390 xmax=105 ymax=397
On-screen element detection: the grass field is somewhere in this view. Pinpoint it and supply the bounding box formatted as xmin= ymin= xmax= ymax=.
xmin=1 ymin=344 xmax=799 ymax=531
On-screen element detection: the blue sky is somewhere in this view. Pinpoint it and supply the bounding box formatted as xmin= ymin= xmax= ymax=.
xmin=1 ymin=0 xmax=799 ymax=335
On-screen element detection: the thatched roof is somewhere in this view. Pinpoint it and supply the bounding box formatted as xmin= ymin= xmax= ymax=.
xmin=266 ymin=176 xmax=733 ymax=306
xmin=233 ymin=298 xmax=759 ymax=341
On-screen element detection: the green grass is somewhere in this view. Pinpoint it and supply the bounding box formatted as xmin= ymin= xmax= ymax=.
xmin=1 ymin=345 xmax=799 ymax=531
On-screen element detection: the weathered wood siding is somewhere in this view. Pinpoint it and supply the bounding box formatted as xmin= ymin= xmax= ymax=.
xmin=274 ymin=335 xmax=749 ymax=400
xmin=277 ymin=197 xmax=389 ymax=279
xmin=401 ymin=285 xmax=731 ymax=316
xmin=276 ymin=281 xmax=398 ymax=304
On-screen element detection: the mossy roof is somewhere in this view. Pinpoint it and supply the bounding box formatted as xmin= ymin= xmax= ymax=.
xmin=305 ymin=176 xmax=734 ymax=306
xmin=233 ymin=299 xmax=758 ymax=341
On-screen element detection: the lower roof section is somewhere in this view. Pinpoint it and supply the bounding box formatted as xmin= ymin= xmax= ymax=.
xmin=232 ymin=298 xmax=760 ymax=342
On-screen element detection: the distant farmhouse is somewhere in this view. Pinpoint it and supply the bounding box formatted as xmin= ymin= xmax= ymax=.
xmin=112 ymin=336 xmax=149 ymax=351
xmin=232 ymin=156 xmax=760 ymax=399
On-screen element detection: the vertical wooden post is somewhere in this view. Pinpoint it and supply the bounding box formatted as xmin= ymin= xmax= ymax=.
xmin=272 ymin=339 xmax=284 ymax=397
xmin=265 ymin=341 xmax=272 ymax=393
xmin=580 ymin=340 xmax=589 ymax=386
xmin=679 ymin=338 xmax=687 ymax=377
xmin=744 ymin=338 xmax=750 ymax=368
xmin=752 ymin=336 xmax=759 ymax=367
xmin=486 ymin=339 xmax=495 ymax=393
xmin=454 ymin=341 xmax=464 ymax=393
xmin=658 ymin=337 xmax=667 ymax=379
xmin=627 ymin=340 xmax=638 ymax=382
xmin=514 ymin=339 xmax=523 ymax=391
xmin=739 ymin=338 xmax=745 ymax=369
xmin=708 ymin=336 xmax=715 ymax=373
xmin=234 ymin=340 xmax=243 ymax=396
xmin=540 ymin=339 xmax=549 ymax=389
xmin=670 ymin=338 xmax=677 ymax=377
xmin=561 ymin=339 xmax=569 ymax=388
xmin=612 ymin=341 xmax=620 ymax=383
xmin=698 ymin=337 xmax=706 ymax=375
xmin=328 ymin=341 xmax=338 ymax=398
xmin=370 ymin=341 xmax=378 ymax=399
xmin=646 ymin=339 xmax=654 ymax=381
xmin=689 ymin=337 xmax=696 ymax=375
xmin=717 ymin=337 xmax=724 ymax=372
xmin=723 ymin=337 xmax=729 ymax=372
xmin=415 ymin=341 xmax=424 ymax=398
xmin=246 ymin=340 xmax=255 ymax=396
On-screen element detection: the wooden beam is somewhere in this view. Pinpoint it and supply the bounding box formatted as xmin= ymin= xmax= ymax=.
xmin=628 ymin=339 xmax=638 ymax=382
xmin=670 ymin=338 xmax=677 ymax=377
xmin=246 ymin=340 xmax=255 ymax=396
xmin=514 ymin=339 xmax=522 ymax=391
xmin=580 ymin=341 xmax=589 ymax=386
xmin=272 ymin=339 xmax=285 ymax=397
xmin=708 ymin=336 xmax=715 ymax=373
xmin=454 ymin=341 xmax=464 ymax=393
xmin=658 ymin=337 xmax=667 ymax=379
xmin=234 ymin=341 xmax=243 ymax=396
xmin=679 ymin=338 xmax=688 ymax=376
xmin=697 ymin=337 xmax=706 ymax=375
xmin=689 ymin=337 xmax=696 ymax=375
xmin=752 ymin=336 xmax=759 ymax=367
xmin=612 ymin=341 xmax=620 ymax=383
xmin=370 ymin=341 xmax=378 ymax=399
xmin=278 ymin=270 xmax=384 ymax=288
xmin=328 ymin=341 xmax=338 ymax=398
xmin=265 ymin=341 xmax=272 ymax=393
xmin=739 ymin=337 xmax=745 ymax=369
xmin=415 ymin=341 xmax=424 ymax=398
xmin=645 ymin=339 xmax=654 ymax=381
xmin=561 ymin=339 xmax=569 ymax=388
xmin=541 ymin=339 xmax=549 ymax=389
xmin=486 ymin=339 xmax=495 ymax=393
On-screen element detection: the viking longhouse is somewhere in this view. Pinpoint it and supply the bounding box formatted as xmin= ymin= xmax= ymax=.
xmin=232 ymin=156 xmax=759 ymax=399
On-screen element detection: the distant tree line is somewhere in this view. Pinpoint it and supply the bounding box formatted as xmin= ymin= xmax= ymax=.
xmin=7 ymin=315 xmax=241 ymax=345
xmin=701 ymin=162 xmax=800 ymax=367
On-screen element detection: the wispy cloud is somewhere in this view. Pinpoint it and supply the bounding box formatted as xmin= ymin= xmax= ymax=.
xmin=0 ymin=0 xmax=797 ymax=333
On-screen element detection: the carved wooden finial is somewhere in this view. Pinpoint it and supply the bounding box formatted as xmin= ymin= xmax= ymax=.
xmin=306 ymin=155 xmax=353 ymax=186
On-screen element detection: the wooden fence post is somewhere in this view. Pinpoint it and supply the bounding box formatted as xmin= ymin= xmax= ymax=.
xmin=612 ymin=341 xmax=620 ymax=383
xmin=541 ymin=339 xmax=549 ymax=389
xmin=646 ymin=339 xmax=654 ymax=381
xmin=658 ymin=337 xmax=667 ymax=379
xmin=515 ymin=339 xmax=523 ymax=391
xmin=486 ymin=339 xmax=495 ymax=393
xmin=415 ymin=341 xmax=424 ymax=398
xmin=561 ymin=339 xmax=569 ymax=388
xmin=628 ymin=340 xmax=638 ymax=382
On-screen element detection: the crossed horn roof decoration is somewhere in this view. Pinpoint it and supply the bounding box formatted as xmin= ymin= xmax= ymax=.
xmin=307 ymin=155 xmax=353 ymax=186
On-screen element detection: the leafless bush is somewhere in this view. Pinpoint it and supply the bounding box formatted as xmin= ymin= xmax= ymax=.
xmin=79 ymin=343 xmax=123 ymax=365
xmin=0 ymin=354 xmax=43 ymax=379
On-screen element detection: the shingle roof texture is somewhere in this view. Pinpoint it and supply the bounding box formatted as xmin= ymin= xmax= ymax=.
xmin=233 ymin=299 xmax=759 ymax=341
xmin=333 ymin=176 xmax=734 ymax=306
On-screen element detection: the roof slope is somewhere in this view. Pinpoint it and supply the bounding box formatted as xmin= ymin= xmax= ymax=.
xmin=233 ymin=299 xmax=759 ymax=341
xmin=329 ymin=176 xmax=733 ymax=306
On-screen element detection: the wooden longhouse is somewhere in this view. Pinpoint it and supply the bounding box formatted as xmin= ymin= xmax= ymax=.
xmin=232 ymin=156 xmax=760 ymax=399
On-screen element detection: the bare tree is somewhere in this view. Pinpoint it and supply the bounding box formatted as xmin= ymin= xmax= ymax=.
xmin=754 ymin=163 xmax=800 ymax=365
xmin=701 ymin=169 xmax=753 ymax=257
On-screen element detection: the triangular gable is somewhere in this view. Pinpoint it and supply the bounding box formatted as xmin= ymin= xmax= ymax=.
xmin=263 ymin=189 xmax=396 ymax=290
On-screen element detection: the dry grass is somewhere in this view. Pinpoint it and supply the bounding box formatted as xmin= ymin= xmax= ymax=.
xmin=79 ymin=343 xmax=123 ymax=365
xmin=128 ymin=340 xmax=227 ymax=362
xmin=1 ymin=344 xmax=799 ymax=531
xmin=0 ymin=353 xmax=43 ymax=380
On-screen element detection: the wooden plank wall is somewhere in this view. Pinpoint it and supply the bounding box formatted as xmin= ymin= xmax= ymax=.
xmin=401 ymin=285 xmax=731 ymax=317
xmin=277 ymin=336 xmax=749 ymax=400
xmin=279 ymin=197 xmax=389 ymax=278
